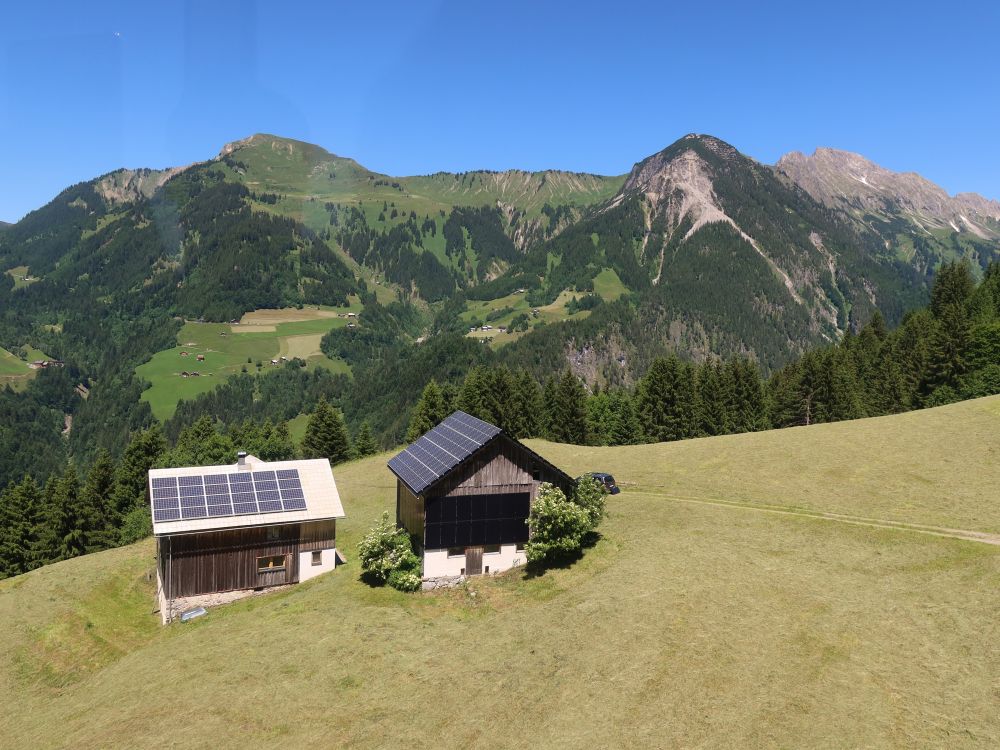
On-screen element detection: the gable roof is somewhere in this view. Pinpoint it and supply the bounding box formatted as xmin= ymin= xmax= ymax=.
xmin=148 ymin=455 xmax=345 ymax=536
xmin=387 ymin=411 xmax=500 ymax=495
xmin=387 ymin=410 xmax=572 ymax=496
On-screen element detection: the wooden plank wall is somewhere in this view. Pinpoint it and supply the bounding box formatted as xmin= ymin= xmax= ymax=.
xmin=158 ymin=520 xmax=336 ymax=598
xmin=397 ymin=483 xmax=425 ymax=542
xmin=431 ymin=436 xmax=570 ymax=501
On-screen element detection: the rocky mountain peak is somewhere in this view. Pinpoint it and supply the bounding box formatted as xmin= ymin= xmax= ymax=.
xmin=777 ymin=148 xmax=1000 ymax=239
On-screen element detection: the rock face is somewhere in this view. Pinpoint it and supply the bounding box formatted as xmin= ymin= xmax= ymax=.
xmin=96 ymin=166 xmax=191 ymax=206
xmin=776 ymin=148 xmax=1000 ymax=240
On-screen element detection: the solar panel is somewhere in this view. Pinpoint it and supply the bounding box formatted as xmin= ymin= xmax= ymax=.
xmin=151 ymin=468 xmax=308 ymax=523
xmin=387 ymin=411 xmax=501 ymax=495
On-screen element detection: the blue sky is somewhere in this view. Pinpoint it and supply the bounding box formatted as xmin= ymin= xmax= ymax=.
xmin=2 ymin=0 xmax=998 ymax=222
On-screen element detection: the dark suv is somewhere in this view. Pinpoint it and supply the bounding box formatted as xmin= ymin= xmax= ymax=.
xmin=578 ymin=472 xmax=620 ymax=495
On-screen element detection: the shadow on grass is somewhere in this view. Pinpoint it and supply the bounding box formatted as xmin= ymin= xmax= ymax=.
xmin=358 ymin=571 xmax=387 ymax=589
xmin=521 ymin=531 xmax=603 ymax=579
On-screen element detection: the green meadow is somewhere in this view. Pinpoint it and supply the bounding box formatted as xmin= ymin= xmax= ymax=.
xmin=136 ymin=305 xmax=359 ymax=421
xmin=1 ymin=396 xmax=998 ymax=748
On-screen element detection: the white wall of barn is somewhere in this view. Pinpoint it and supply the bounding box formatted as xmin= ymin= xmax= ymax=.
xmin=298 ymin=547 xmax=337 ymax=582
xmin=423 ymin=543 xmax=527 ymax=578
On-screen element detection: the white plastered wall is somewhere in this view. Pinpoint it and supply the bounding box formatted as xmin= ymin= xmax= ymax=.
xmin=423 ymin=543 xmax=526 ymax=578
xmin=298 ymin=547 xmax=337 ymax=582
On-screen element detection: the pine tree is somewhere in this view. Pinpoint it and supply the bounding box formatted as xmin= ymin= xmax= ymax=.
xmin=302 ymin=398 xmax=353 ymax=464
xmin=108 ymin=425 xmax=166 ymax=545
xmin=549 ymin=370 xmax=589 ymax=444
xmin=80 ymin=449 xmax=115 ymax=552
xmin=727 ymin=357 xmax=768 ymax=432
xmin=541 ymin=376 xmax=559 ymax=440
xmin=0 ymin=476 xmax=42 ymax=578
xmin=36 ymin=464 xmax=85 ymax=564
xmin=353 ymin=421 xmax=379 ymax=457
xmin=605 ymin=388 xmax=641 ymax=445
xmin=406 ymin=379 xmax=448 ymax=441
xmin=635 ymin=355 xmax=696 ymax=442
xmin=696 ymin=361 xmax=730 ymax=436
xmin=456 ymin=367 xmax=488 ymax=420
xmin=514 ymin=369 xmax=544 ymax=438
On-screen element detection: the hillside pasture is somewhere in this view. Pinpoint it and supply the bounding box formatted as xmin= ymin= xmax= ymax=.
xmin=1 ymin=398 xmax=998 ymax=748
xmin=461 ymin=289 xmax=595 ymax=347
xmin=4 ymin=265 xmax=38 ymax=289
xmin=0 ymin=347 xmax=34 ymax=390
xmin=136 ymin=307 xmax=357 ymax=421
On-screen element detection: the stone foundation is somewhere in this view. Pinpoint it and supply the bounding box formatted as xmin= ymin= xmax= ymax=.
xmin=421 ymin=575 xmax=467 ymax=591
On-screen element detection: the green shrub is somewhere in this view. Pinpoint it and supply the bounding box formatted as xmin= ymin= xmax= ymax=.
xmin=118 ymin=506 xmax=152 ymax=545
xmin=573 ymin=475 xmax=606 ymax=528
xmin=524 ymin=483 xmax=591 ymax=564
xmin=357 ymin=511 xmax=421 ymax=590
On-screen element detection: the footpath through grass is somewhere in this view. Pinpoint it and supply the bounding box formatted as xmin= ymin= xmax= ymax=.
xmin=1 ymin=397 xmax=998 ymax=748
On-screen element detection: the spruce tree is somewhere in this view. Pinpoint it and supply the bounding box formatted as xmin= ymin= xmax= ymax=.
xmin=541 ymin=376 xmax=559 ymax=440
xmin=110 ymin=425 xmax=166 ymax=523
xmin=0 ymin=477 xmax=42 ymax=578
xmin=80 ymin=449 xmax=115 ymax=552
xmin=353 ymin=422 xmax=379 ymax=457
xmin=406 ymin=379 xmax=447 ymax=441
xmin=302 ymin=398 xmax=353 ymax=464
xmin=457 ymin=367 xmax=488 ymax=420
xmin=635 ymin=355 xmax=696 ymax=442
xmin=514 ymin=369 xmax=544 ymax=438
xmin=549 ymin=370 xmax=589 ymax=444
xmin=696 ymin=361 xmax=730 ymax=437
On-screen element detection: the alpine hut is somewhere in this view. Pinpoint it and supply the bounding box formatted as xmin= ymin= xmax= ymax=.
xmin=388 ymin=411 xmax=572 ymax=581
xmin=150 ymin=452 xmax=345 ymax=623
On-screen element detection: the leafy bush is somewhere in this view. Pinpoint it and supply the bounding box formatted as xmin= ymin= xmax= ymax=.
xmin=524 ymin=483 xmax=591 ymax=564
xmin=357 ymin=511 xmax=421 ymax=590
xmin=573 ymin=475 xmax=606 ymax=528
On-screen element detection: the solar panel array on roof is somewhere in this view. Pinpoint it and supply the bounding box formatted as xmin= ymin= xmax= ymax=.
xmin=151 ymin=468 xmax=307 ymax=523
xmin=387 ymin=411 xmax=501 ymax=495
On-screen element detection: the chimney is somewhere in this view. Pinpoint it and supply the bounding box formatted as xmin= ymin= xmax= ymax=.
xmin=237 ymin=451 xmax=248 ymax=469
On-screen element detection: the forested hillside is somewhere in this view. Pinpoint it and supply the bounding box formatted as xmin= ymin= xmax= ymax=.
xmin=1 ymin=131 xmax=999 ymax=519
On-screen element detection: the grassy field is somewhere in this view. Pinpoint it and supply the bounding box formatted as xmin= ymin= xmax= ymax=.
xmin=460 ymin=289 xmax=595 ymax=347
xmin=1 ymin=397 xmax=998 ymax=747
xmin=5 ymin=264 xmax=39 ymax=289
xmin=136 ymin=305 xmax=359 ymax=421
xmin=0 ymin=347 xmax=34 ymax=390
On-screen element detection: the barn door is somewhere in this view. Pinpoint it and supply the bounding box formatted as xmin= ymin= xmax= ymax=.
xmin=465 ymin=546 xmax=483 ymax=575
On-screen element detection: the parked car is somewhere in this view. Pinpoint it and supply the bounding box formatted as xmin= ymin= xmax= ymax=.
xmin=577 ymin=472 xmax=620 ymax=494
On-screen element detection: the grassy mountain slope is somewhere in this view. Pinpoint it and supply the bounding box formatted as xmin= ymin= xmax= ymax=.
xmin=2 ymin=396 xmax=998 ymax=748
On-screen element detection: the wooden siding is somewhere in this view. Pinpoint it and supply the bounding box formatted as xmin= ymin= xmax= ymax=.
xmin=429 ymin=435 xmax=571 ymax=501
xmin=397 ymin=482 xmax=424 ymax=542
xmin=159 ymin=520 xmax=336 ymax=598
xmin=299 ymin=519 xmax=336 ymax=551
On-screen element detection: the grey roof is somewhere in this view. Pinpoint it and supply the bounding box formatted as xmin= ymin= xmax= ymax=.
xmin=387 ymin=411 xmax=501 ymax=495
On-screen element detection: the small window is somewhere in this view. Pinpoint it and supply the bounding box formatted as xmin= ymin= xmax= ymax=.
xmin=311 ymin=550 xmax=322 ymax=566
xmin=516 ymin=542 xmax=525 ymax=552
xmin=484 ymin=565 xmax=490 ymax=574
xmin=531 ymin=466 xmax=541 ymax=481
xmin=266 ymin=526 xmax=280 ymax=541
xmin=257 ymin=554 xmax=286 ymax=573
xmin=483 ymin=545 xmax=501 ymax=554
xmin=447 ymin=547 xmax=465 ymax=558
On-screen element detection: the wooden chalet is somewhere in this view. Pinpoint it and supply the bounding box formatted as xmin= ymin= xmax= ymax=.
xmin=388 ymin=411 xmax=572 ymax=580
xmin=149 ymin=452 xmax=345 ymax=623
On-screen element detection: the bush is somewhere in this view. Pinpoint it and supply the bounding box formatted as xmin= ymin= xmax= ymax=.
xmin=524 ymin=483 xmax=591 ymax=564
xmin=573 ymin=475 xmax=606 ymax=528
xmin=118 ymin=505 xmax=152 ymax=545
xmin=357 ymin=511 xmax=421 ymax=590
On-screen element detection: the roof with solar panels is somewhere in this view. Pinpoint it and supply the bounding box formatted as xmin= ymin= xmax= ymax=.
xmin=148 ymin=453 xmax=345 ymax=536
xmin=387 ymin=410 xmax=569 ymax=496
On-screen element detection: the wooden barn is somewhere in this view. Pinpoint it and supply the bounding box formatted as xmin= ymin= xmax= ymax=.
xmin=149 ymin=452 xmax=345 ymax=623
xmin=388 ymin=411 xmax=572 ymax=580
